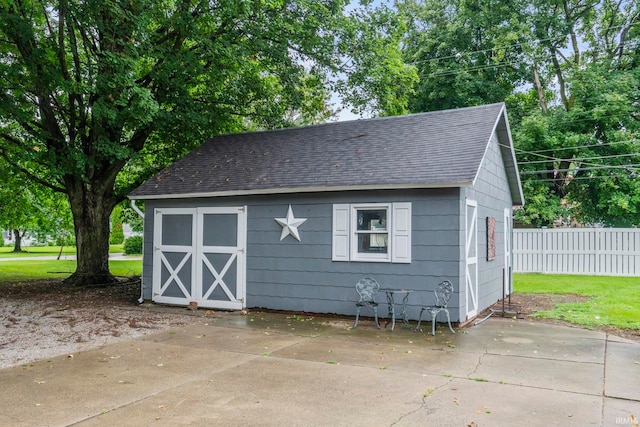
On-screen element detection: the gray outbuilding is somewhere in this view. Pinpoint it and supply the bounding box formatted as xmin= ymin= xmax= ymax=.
xmin=129 ymin=102 xmax=524 ymax=324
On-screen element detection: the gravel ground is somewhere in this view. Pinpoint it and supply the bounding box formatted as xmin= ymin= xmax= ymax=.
xmin=0 ymin=280 xmax=203 ymax=369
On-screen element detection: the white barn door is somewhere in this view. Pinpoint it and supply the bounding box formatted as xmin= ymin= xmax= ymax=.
xmin=153 ymin=208 xmax=197 ymax=306
xmin=465 ymin=200 xmax=478 ymax=319
xmin=153 ymin=207 xmax=246 ymax=310
xmin=196 ymin=207 xmax=246 ymax=310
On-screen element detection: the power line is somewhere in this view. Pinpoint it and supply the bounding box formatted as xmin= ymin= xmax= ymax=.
xmin=515 ymin=139 xmax=638 ymax=155
xmin=516 ymin=110 xmax=640 ymax=128
xmin=420 ymin=60 xmax=520 ymax=78
xmin=526 ymin=174 xmax=638 ymax=183
xmin=501 ymin=143 xmax=640 ymax=174
xmin=512 ymin=145 xmax=635 ymax=166
xmin=518 ymin=153 xmax=640 ymax=165
xmin=406 ymin=22 xmax=640 ymax=67
xmin=520 ymin=163 xmax=640 ymax=175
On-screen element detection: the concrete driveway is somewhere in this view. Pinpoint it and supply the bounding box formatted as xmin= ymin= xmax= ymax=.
xmin=1 ymin=311 xmax=638 ymax=426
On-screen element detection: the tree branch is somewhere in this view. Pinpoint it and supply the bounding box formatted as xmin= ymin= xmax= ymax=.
xmin=615 ymin=11 xmax=640 ymax=62
xmin=550 ymin=46 xmax=571 ymax=110
xmin=533 ymin=61 xmax=548 ymax=113
xmin=0 ymin=147 xmax=65 ymax=193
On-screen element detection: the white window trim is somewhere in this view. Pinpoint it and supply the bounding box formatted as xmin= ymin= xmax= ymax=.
xmin=350 ymin=203 xmax=391 ymax=262
xmin=332 ymin=202 xmax=411 ymax=263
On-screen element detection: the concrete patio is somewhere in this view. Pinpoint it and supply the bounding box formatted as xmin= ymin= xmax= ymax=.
xmin=1 ymin=311 xmax=638 ymax=426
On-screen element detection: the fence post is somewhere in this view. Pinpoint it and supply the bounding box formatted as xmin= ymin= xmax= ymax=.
xmin=595 ymin=228 xmax=601 ymax=275
xmin=542 ymin=228 xmax=547 ymax=274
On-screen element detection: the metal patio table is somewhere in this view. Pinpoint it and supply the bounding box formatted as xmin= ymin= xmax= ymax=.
xmin=379 ymin=288 xmax=414 ymax=331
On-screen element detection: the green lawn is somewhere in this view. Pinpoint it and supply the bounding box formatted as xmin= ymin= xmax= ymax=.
xmin=514 ymin=273 xmax=640 ymax=330
xmin=0 ymin=245 xmax=124 ymax=258
xmin=0 ymin=260 xmax=141 ymax=281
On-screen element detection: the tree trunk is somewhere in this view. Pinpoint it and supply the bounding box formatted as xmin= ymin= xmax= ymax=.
xmin=57 ymin=234 xmax=65 ymax=261
xmin=12 ymin=229 xmax=23 ymax=252
xmin=63 ymin=185 xmax=117 ymax=287
xmin=533 ymin=62 xmax=547 ymax=113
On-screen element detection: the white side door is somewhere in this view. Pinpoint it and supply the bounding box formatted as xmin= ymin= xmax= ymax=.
xmin=465 ymin=199 xmax=478 ymax=319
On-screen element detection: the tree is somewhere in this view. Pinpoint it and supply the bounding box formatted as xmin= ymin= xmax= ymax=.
xmin=398 ymin=0 xmax=640 ymax=227
xmin=0 ymin=0 xmax=413 ymax=285
xmin=335 ymin=3 xmax=418 ymax=116
xmin=397 ymin=0 xmax=529 ymax=112
xmin=0 ymin=164 xmax=33 ymax=252
xmin=0 ymin=160 xmax=73 ymax=251
xmin=511 ymin=0 xmax=640 ymax=226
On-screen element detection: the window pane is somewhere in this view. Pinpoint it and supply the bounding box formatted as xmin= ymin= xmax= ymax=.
xmin=356 ymin=209 xmax=387 ymax=231
xmin=357 ymin=233 xmax=388 ymax=253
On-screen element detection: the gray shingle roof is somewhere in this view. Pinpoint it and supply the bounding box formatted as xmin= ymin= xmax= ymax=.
xmin=129 ymin=102 xmax=523 ymax=204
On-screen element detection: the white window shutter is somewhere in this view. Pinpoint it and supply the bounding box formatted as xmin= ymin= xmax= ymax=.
xmin=392 ymin=202 xmax=411 ymax=263
xmin=332 ymin=204 xmax=350 ymax=261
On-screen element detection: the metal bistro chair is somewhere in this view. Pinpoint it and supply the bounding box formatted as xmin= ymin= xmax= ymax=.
xmin=415 ymin=280 xmax=456 ymax=336
xmin=353 ymin=277 xmax=381 ymax=329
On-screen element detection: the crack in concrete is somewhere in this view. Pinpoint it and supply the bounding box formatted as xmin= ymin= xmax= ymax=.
xmin=389 ymin=374 xmax=456 ymax=426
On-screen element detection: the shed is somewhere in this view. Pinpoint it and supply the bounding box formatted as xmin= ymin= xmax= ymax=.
xmin=129 ymin=102 xmax=524 ymax=323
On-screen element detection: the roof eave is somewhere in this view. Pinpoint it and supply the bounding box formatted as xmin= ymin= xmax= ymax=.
xmin=490 ymin=105 xmax=525 ymax=206
xmin=128 ymin=181 xmax=474 ymax=200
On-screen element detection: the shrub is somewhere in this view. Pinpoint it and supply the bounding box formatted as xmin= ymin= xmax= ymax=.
xmin=109 ymin=205 xmax=125 ymax=244
xmin=110 ymin=223 xmax=124 ymax=244
xmin=123 ymin=235 xmax=143 ymax=255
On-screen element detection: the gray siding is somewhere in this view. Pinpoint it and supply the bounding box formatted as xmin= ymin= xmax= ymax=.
xmin=462 ymin=132 xmax=514 ymax=317
xmin=141 ymin=189 xmax=463 ymax=320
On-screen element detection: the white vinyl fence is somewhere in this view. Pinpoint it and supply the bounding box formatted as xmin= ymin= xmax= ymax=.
xmin=513 ymin=228 xmax=640 ymax=276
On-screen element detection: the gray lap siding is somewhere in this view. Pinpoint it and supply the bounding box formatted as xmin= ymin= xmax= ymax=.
xmin=142 ymin=188 xmax=463 ymax=320
xmin=463 ymin=133 xmax=515 ymax=314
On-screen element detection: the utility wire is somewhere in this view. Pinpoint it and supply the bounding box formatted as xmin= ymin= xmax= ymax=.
xmin=500 ymin=143 xmax=640 ymax=174
xmin=526 ymin=174 xmax=637 ymax=183
xmin=518 ymin=153 xmax=640 ymax=165
xmin=515 ymin=139 xmax=638 ymax=155
xmin=520 ymin=163 xmax=640 ymax=175
xmin=406 ymin=22 xmax=640 ymax=66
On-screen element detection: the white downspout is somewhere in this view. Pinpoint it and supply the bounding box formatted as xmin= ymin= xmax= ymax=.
xmin=131 ymin=199 xmax=144 ymax=218
xmin=131 ymin=199 xmax=146 ymax=304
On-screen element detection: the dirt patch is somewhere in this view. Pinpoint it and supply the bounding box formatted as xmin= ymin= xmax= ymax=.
xmin=480 ymin=293 xmax=640 ymax=343
xmin=0 ymin=279 xmax=205 ymax=369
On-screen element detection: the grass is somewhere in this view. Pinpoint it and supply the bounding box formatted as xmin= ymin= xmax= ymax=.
xmin=0 ymin=245 xmax=125 ymax=257
xmin=0 ymin=254 xmax=636 ymax=333
xmin=514 ymin=273 xmax=640 ymax=331
xmin=0 ymin=260 xmax=141 ymax=281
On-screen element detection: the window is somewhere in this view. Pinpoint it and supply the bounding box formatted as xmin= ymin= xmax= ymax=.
xmin=332 ymin=203 xmax=411 ymax=263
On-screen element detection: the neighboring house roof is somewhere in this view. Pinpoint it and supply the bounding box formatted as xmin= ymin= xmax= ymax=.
xmin=129 ymin=103 xmax=524 ymax=205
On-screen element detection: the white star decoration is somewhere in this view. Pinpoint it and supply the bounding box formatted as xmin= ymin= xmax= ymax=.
xmin=275 ymin=205 xmax=307 ymax=242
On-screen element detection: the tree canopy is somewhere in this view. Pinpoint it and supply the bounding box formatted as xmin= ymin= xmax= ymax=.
xmin=0 ymin=160 xmax=73 ymax=251
xmin=398 ymin=0 xmax=640 ymax=227
xmin=0 ymin=0 xmax=416 ymax=285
